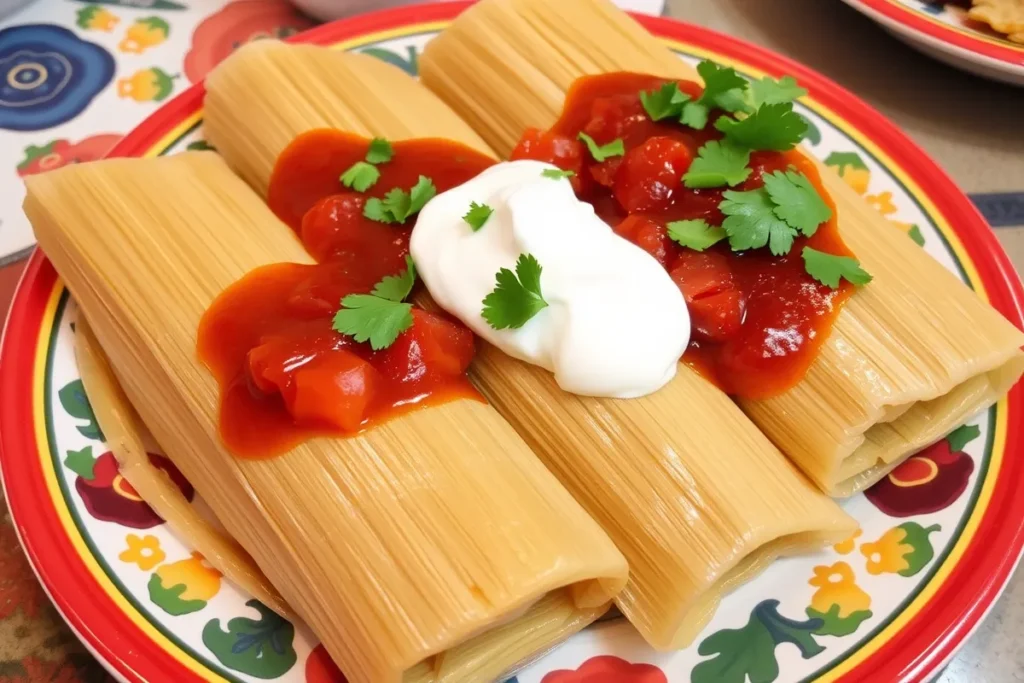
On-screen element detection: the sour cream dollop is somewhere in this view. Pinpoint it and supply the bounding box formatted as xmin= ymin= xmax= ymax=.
xmin=410 ymin=160 xmax=690 ymax=398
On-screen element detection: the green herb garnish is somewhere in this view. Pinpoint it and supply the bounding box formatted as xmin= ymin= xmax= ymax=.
xmin=683 ymin=140 xmax=752 ymax=189
xmin=463 ymin=201 xmax=493 ymax=232
xmin=339 ymin=161 xmax=381 ymax=192
xmin=719 ymin=170 xmax=832 ymax=255
xmin=541 ymin=168 xmax=575 ymax=180
xmin=332 ymin=255 xmax=417 ymax=350
xmin=363 ymin=175 xmax=437 ymax=224
xmin=481 ymin=253 xmax=548 ymax=330
xmin=749 ymin=75 xmax=807 ymax=108
xmin=365 ymin=137 xmax=394 ymax=164
xmin=714 ymin=102 xmax=808 ymax=151
xmin=577 ymin=132 xmax=624 ymax=162
xmin=802 ymin=247 xmax=872 ymax=288
xmin=667 ymin=219 xmax=727 ymax=252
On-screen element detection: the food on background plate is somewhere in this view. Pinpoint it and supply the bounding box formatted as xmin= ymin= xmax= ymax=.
xmin=24 ymin=149 xmax=628 ymax=683
xmin=203 ymin=40 xmax=855 ymax=652
xmin=419 ymin=0 xmax=1024 ymax=497
xmin=968 ymin=0 xmax=1024 ymax=43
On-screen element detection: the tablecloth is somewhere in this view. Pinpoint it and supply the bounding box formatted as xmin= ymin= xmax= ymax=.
xmin=0 ymin=0 xmax=1021 ymax=680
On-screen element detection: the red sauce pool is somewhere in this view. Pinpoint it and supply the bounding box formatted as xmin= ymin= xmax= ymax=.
xmin=511 ymin=72 xmax=857 ymax=399
xmin=198 ymin=131 xmax=494 ymax=458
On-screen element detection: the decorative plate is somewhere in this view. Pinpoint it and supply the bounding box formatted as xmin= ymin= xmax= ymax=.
xmin=841 ymin=0 xmax=1024 ymax=86
xmin=2 ymin=4 xmax=1023 ymax=682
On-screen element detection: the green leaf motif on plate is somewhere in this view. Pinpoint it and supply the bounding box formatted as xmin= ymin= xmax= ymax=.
xmin=203 ymin=600 xmax=297 ymax=679
xmin=805 ymin=604 xmax=872 ymax=637
xmin=360 ymin=46 xmax=418 ymax=76
xmin=58 ymin=379 xmax=105 ymax=441
xmin=186 ymin=140 xmax=216 ymax=152
xmin=797 ymin=113 xmax=821 ymax=145
xmin=691 ymin=599 xmax=824 ymax=683
xmin=907 ymin=224 xmax=926 ymax=247
xmin=68 ymin=0 xmax=188 ymax=9
xmin=64 ymin=446 xmax=97 ymax=479
xmin=148 ymin=574 xmax=207 ymax=616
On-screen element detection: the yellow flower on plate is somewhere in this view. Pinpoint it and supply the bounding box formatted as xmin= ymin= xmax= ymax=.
xmin=75 ymin=6 xmax=119 ymax=32
xmin=808 ymin=561 xmax=871 ymax=618
xmin=119 ymin=17 xmax=171 ymax=54
xmin=833 ymin=528 xmax=862 ymax=555
xmin=119 ymin=533 xmax=165 ymax=571
xmin=117 ymin=68 xmax=177 ymax=103
xmin=861 ymin=527 xmax=911 ymax=575
xmin=865 ymin=191 xmax=898 ymax=217
xmin=155 ymin=552 xmax=222 ymax=602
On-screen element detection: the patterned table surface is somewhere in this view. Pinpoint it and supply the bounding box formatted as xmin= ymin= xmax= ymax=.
xmin=0 ymin=0 xmax=1022 ymax=681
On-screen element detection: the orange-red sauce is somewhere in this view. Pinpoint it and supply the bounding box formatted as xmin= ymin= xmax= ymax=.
xmin=198 ymin=131 xmax=494 ymax=458
xmin=511 ymin=72 xmax=857 ymax=399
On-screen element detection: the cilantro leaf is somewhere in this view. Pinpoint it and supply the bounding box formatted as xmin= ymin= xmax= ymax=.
xmin=802 ymin=247 xmax=873 ymax=288
xmin=577 ymin=132 xmax=624 ymax=162
xmin=332 ymin=258 xmax=417 ymax=350
xmin=541 ymin=168 xmax=575 ymax=180
xmin=695 ymin=60 xmax=750 ymax=114
xmin=365 ymin=137 xmax=393 ymax=164
xmin=362 ymin=176 xmax=437 ymax=224
xmin=463 ymin=202 xmax=493 ymax=232
xmin=715 ymin=102 xmax=808 ymax=151
xmin=481 ymin=253 xmax=548 ymax=330
xmin=667 ymin=219 xmax=726 ymax=251
xmin=371 ymin=255 xmax=416 ymax=301
xmin=340 ymin=161 xmax=381 ymax=192
xmin=640 ymin=82 xmax=687 ymax=121
xmin=720 ymin=187 xmax=797 ymax=256
xmin=750 ymin=75 xmax=807 ymax=108
xmin=763 ymin=170 xmax=832 ymax=236
xmin=680 ymin=101 xmax=710 ymax=130
xmin=684 ymin=140 xmax=752 ymax=188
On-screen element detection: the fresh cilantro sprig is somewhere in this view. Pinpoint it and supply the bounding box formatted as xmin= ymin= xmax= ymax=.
xmin=719 ymin=170 xmax=832 ymax=256
xmin=365 ymin=137 xmax=393 ymax=164
xmin=802 ymin=247 xmax=872 ymax=288
xmin=481 ymin=254 xmax=548 ymax=330
xmin=639 ymin=62 xmax=749 ymax=130
xmin=667 ymin=219 xmax=726 ymax=251
xmin=463 ymin=201 xmax=493 ymax=232
xmin=332 ymin=255 xmax=417 ymax=350
xmin=577 ymin=132 xmax=624 ymax=162
xmin=715 ymin=102 xmax=808 ymax=151
xmin=683 ymin=140 xmax=752 ymax=189
xmin=749 ymin=75 xmax=807 ymax=108
xmin=364 ymin=176 xmax=437 ymax=224
xmin=639 ymin=82 xmax=689 ymax=121
xmin=340 ymin=161 xmax=380 ymax=192
xmin=339 ymin=137 xmax=394 ymax=192
xmin=541 ymin=168 xmax=575 ymax=180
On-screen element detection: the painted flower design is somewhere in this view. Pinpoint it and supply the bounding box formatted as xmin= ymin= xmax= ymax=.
xmin=542 ymin=655 xmax=667 ymax=683
xmin=183 ymin=0 xmax=314 ymax=83
xmin=204 ymin=600 xmax=297 ymax=678
xmin=866 ymin=424 xmax=978 ymax=517
xmin=861 ymin=522 xmax=941 ymax=577
xmin=825 ymin=151 xmax=871 ymax=195
xmin=0 ymin=24 xmax=114 ymax=131
xmin=305 ymin=644 xmax=346 ymax=682
xmin=119 ymin=533 xmax=165 ymax=571
xmin=149 ymin=552 xmax=222 ymax=616
xmin=16 ymin=133 xmax=121 ymax=176
xmin=832 ymin=528 xmax=862 ymax=555
xmin=75 ymin=5 xmax=120 ymax=32
xmin=117 ymin=67 xmax=178 ymax=102
xmin=66 ymin=446 xmax=194 ymax=528
xmin=119 ymin=17 xmax=170 ymax=54
xmin=805 ymin=561 xmax=872 ymax=636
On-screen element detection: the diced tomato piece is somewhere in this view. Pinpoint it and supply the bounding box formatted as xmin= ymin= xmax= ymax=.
xmin=589 ymin=157 xmax=622 ymax=187
xmin=379 ymin=309 xmax=475 ymax=383
xmin=300 ymin=194 xmax=409 ymax=277
xmin=669 ymin=250 xmax=735 ymax=301
xmin=613 ymin=136 xmax=692 ymax=213
xmin=615 ymin=215 xmax=673 ymax=267
xmin=584 ymin=94 xmax=650 ymax=146
xmin=288 ymin=351 xmax=379 ymax=431
xmin=510 ymin=128 xmax=587 ymax=194
xmin=689 ymin=289 xmax=745 ymax=343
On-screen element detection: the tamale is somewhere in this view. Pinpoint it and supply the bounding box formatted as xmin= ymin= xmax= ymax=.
xmin=419 ymin=0 xmax=1024 ymax=496
xmin=203 ymin=40 xmax=856 ymax=651
xmin=25 ymin=151 xmax=628 ymax=683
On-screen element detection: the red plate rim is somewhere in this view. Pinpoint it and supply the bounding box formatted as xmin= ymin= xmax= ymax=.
xmin=1 ymin=3 xmax=1022 ymax=682
xmin=843 ymin=0 xmax=1024 ymax=67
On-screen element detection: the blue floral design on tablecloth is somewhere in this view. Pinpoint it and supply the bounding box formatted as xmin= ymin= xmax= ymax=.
xmin=0 ymin=24 xmax=115 ymax=131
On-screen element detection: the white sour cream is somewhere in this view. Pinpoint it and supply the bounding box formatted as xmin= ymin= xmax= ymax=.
xmin=410 ymin=160 xmax=690 ymax=398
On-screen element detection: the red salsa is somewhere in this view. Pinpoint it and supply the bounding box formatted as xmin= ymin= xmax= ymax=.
xmin=511 ymin=72 xmax=857 ymax=399
xmin=198 ymin=130 xmax=494 ymax=458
